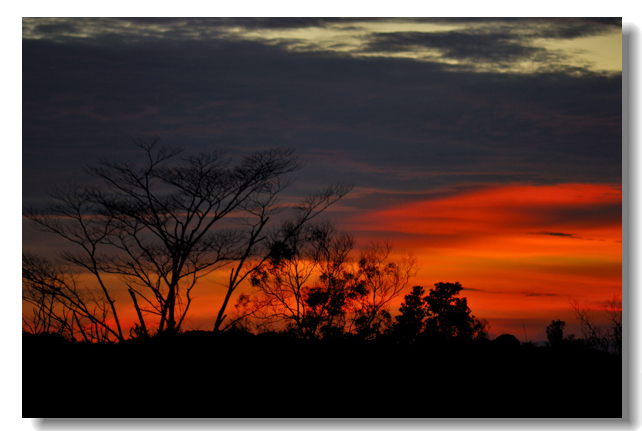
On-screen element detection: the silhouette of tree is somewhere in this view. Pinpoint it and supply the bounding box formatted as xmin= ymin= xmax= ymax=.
xmin=230 ymin=223 xmax=415 ymax=340
xmin=23 ymin=184 xmax=126 ymax=340
xmin=22 ymin=253 xmax=116 ymax=342
xmin=605 ymin=294 xmax=623 ymax=355
xmin=571 ymin=295 xmax=622 ymax=354
xmin=24 ymin=138 xmax=350 ymax=339
xmin=232 ymin=222 xmax=351 ymax=338
xmin=392 ymin=286 xmax=427 ymax=343
xmin=350 ymin=243 xmax=417 ymax=339
xmin=212 ymin=184 xmax=351 ymax=333
xmin=546 ymin=319 xmax=566 ymax=348
xmin=423 ymin=282 xmax=477 ymax=340
xmin=392 ymin=282 xmax=488 ymax=343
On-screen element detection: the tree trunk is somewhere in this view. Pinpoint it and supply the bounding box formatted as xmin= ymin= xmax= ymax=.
xmin=214 ymin=288 xmax=233 ymax=332
xmin=166 ymin=285 xmax=176 ymax=333
xmin=128 ymin=288 xmax=148 ymax=338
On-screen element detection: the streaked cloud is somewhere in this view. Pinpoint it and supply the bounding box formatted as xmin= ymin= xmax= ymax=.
xmin=530 ymin=231 xmax=579 ymax=238
xmin=363 ymin=30 xmax=544 ymax=62
xmin=22 ymin=17 xmax=621 ymax=75
xmin=522 ymin=292 xmax=558 ymax=297
xmin=349 ymin=183 xmax=621 ymax=240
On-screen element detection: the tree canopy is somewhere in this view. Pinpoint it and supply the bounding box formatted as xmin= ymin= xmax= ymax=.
xmin=392 ymin=282 xmax=488 ymax=343
xmin=230 ymin=222 xmax=416 ymax=340
xmin=23 ymin=139 xmax=351 ymax=340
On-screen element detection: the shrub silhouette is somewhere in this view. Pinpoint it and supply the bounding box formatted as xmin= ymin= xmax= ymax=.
xmin=493 ymin=333 xmax=521 ymax=349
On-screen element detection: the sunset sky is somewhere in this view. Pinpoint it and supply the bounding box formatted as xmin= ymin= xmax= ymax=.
xmin=22 ymin=17 xmax=623 ymax=342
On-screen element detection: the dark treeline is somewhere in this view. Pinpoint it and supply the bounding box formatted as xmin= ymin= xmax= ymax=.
xmin=23 ymin=283 xmax=622 ymax=418
xmin=22 ymin=328 xmax=622 ymax=418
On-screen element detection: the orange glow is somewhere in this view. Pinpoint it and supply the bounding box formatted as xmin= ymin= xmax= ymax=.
xmin=23 ymin=183 xmax=620 ymax=343
xmin=343 ymin=183 xmax=621 ymax=341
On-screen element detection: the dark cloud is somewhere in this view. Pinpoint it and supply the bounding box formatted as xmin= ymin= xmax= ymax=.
xmin=460 ymin=287 xmax=485 ymax=292
xmin=212 ymin=17 xmax=358 ymax=29
xmin=530 ymin=232 xmax=578 ymax=238
xmin=524 ymin=204 xmax=621 ymax=230
xmin=426 ymin=17 xmax=621 ymax=36
xmin=530 ymin=17 xmax=622 ymax=39
xmin=23 ymin=18 xmax=383 ymax=44
xmin=364 ymin=31 xmax=543 ymax=63
xmin=522 ymin=292 xmax=558 ymax=297
xmin=32 ymin=21 xmax=82 ymax=36
xmin=22 ymin=20 xmax=621 ymax=210
xmin=117 ymin=17 xmax=351 ymax=35
xmin=362 ymin=18 xmax=620 ymax=67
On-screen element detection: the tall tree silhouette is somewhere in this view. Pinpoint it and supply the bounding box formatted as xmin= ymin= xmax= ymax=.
xmin=546 ymin=319 xmax=566 ymax=348
xmin=392 ymin=282 xmax=487 ymax=343
xmin=392 ymin=286 xmax=427 ymax=343
xmin=423 ymin=282 xmax=485 ymax=341
xmin=24 ymin=138 xmax=350 ymax=338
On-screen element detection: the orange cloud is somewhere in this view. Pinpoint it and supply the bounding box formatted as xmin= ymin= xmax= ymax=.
xmin=344 ymin=183 xmax=621 ymax=341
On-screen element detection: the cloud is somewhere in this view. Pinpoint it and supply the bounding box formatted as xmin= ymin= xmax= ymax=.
xmin=528 ymin=18 xmax=621 ymax=39
xmin=21 ymin=18 xmax=380 ymax=44
xmin=364 ymin=31 xmax=544 ymax=63
xmin=521 ymin=292 xmax=559 ymax=297
xmin=22 ymin=18 xmax=621 ymax=76
xmin=211 ymin=17 xmax=358 ymax=30
xmin=22 ymin=19 xmax=621 ymax=212
xmin=460 ymin=287 xmax=486 ymax=292
xmin=348 ymin=183 xmax=622 ymax=247
xmin=31 ymin=21 xmax=83 ymax=36
xmin=530 ymin=232 xmax=578 ymax=238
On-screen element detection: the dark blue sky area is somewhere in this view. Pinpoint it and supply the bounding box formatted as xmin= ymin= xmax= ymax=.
xmin=23 ymin=18 xmax=622 ymax=214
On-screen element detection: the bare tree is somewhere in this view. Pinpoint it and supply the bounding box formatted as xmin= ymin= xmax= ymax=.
xmin=349 ymin=242 xmax=417 ymax=339
xmin=24 ymin=186 xmax=125 ymax=340
xmin=605 ymin=294 xmax=622 ymax=355
xmin=24 ymin=138 xmax=350 ymax=338
xmin=212 ymin=184 xmax=351 ymax=332
xmin=22 ymin=253 xmax=118 ymax=342
xmin=571 ymin=295 xmax=622 ymax=354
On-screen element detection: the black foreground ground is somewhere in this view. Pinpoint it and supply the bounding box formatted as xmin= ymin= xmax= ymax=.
xmin=22 ymin=331 xmax=622 ymax=418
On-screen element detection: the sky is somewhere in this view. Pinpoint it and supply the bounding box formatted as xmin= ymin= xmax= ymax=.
xmin=21 ymin=17 xmax=623 ymax=342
